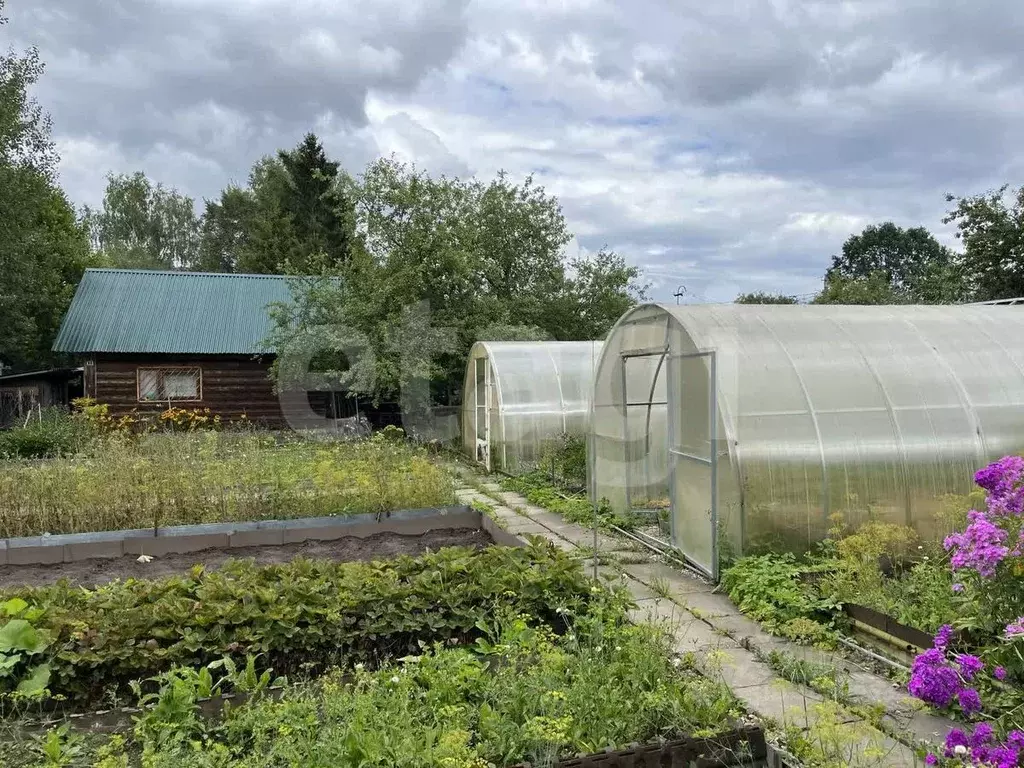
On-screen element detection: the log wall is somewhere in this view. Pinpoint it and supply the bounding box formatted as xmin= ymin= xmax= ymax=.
xmin=87 ymin=354 xmax=285 ymax=426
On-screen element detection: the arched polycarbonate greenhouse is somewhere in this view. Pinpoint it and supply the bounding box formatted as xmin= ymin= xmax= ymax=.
xmin=589 ymin=303 xmax=1024 ymax=580
xmin=462 ymin=341 xmax=603 ymax=472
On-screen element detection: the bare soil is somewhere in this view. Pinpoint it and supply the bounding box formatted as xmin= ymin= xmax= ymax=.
xmin=0 ymin=528 xmax=493 ymax=589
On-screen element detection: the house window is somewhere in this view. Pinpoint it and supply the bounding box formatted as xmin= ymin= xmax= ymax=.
xmin=137 ymin=367 xmax=202 ymax=402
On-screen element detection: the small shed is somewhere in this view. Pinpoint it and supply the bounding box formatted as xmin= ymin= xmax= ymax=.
xmin=53 ymin=269 xmax=300 ymax=426
xmin=462 ymin=341 xmax=602 ymax=471
xmin=0 ymin=368 xmax=83 ymax=428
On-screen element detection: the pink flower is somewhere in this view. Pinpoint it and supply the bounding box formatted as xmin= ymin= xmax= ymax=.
xmin=1007 ymin=617 xmax=1024 ymax=638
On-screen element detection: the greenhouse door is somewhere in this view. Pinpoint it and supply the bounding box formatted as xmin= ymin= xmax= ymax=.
xmin=668 ymin=350 xmax=719 ymax=581
xmin=474 ymin=358 xmax=491 ymax=470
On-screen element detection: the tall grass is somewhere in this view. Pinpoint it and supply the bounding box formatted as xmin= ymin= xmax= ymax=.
xmin=0 ymin=431 xmax=455 ymax=537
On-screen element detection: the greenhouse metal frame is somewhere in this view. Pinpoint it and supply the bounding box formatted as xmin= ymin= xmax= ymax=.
xmin=589 ymin=303 xmax=1024 ymax=580
xmin=462 ymin=340 xmax=603 ymax=472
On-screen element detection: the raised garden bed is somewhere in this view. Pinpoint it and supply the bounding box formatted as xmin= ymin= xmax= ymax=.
xmin=0 ymin=504 xmax=518 ymax=587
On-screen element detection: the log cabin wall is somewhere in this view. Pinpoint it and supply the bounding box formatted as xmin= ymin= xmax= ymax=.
xmin=91 ymin=354 xmax=285 ymax=426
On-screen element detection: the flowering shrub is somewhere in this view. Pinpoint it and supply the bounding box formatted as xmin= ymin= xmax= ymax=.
xmin=909 ymin=457 xmax=1024 ymax=766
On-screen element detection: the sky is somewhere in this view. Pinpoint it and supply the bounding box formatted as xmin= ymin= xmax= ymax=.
xmin=7 ymin=0 xmax=1024 ymax=302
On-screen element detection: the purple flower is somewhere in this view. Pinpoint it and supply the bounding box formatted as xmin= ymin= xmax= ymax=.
xmin=956 ymin=654 xmax=984 ymax=681
xmin=971 ymin=722 xmax=995 ymax=746
xmin=1006 ymin=617 xmax=1024 ymax=638
xmin=924 ymin=755 xmax=937 ymax=766
xmin=909 ymin=648 xmax=961 ymax=708
xmin=975 ymin=456 xmax=1024 ymax=494
xmin=952 ymin=582 xmax=964 ymax=592
xmin=1008 ymin=731 xmax=1024 ymax=750
xmin=975 ymin=456 xmax=1024 ymax=516
xmin=957 ymin=687 xmax=982 ymax=714
xmin=945 ymin=728 xmax=970 ymax=756
xmin=994 ymin=666 xmax=1007 ymax=681
xmin=935 ymin=625 xmax=955 ymax=650
xmin=944 ymin=510 xmax=1010 ymax=578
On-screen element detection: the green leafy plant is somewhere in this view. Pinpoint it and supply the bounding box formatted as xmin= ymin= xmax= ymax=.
xmin=81 ymin=607 xmax=738 ymax=766
xmin=0 ymin=597 xmax=51 ymax=697
xmin=499 ymin=471 xmax=641 ymax=530
xmin=3 ymin=542 xmax=613 ymax=704
xmin=721 ymin=554 xmax=837 ymax=636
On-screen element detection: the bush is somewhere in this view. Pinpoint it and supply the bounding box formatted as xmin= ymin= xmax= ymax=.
xmin=4 ymin=542 xmax=617 ymax=703
xmin=720 ymin=554 xmax=837 ymax=636
xmin=0 ymin=409 xmax=90 ymax=459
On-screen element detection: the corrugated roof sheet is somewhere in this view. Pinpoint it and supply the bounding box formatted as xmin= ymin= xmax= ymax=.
xmin=53 ymin=269 xmax=295 ymax=355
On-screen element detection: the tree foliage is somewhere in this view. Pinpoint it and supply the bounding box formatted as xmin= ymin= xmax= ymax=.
xmin=944 ymin=186 xmax=1024 ymax=302
xmin=813 ymin=271 xmax=904 ymax=306
xmin=82 ymin=172 xmax=201 ymax=270
xmin=0 ymin=2 xmax=91 ymax=371
xmin=823 ymin=221 xmax=964 ymax=304
xmin=270 ymin=158 xmax=646 ymax=405
xmin=735 ymin=292 xmax=797 ymax=305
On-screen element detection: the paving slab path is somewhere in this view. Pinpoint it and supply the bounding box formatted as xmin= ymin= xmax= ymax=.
xmin=452 ymin=468 xmax=958 ymax=767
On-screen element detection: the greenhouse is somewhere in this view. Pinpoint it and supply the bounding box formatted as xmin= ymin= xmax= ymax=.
xmin=462 ymin=341 xmax=603 ymax=472
xmin=589 ymin=303 xmax=1024 ymax=579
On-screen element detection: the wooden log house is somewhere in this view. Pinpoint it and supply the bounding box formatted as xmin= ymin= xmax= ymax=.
xmin=52 ymin=269 xmax=314 ymax=427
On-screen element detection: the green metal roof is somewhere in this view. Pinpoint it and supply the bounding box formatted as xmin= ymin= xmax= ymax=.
xmin=53 ymin=269 xmax=294 ymax=355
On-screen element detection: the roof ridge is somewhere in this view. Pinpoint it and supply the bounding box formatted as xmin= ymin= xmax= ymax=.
xmin=83 ymin=268 xmax=298 ymax=280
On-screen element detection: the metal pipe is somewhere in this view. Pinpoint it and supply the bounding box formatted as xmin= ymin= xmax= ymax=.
xmin=836 ymin=635 xmax=908 ymax=672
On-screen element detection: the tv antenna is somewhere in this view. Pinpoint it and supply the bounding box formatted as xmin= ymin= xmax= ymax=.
xmin=673 ymin=285 xmax=687 ymax=304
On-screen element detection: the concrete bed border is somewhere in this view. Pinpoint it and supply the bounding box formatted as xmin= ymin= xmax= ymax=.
xmin=0 ymin=505 xmax=525 ymax=566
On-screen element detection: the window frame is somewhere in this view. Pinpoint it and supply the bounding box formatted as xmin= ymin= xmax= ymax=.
xmin=136 ymin=366 xmax=203 ymax=403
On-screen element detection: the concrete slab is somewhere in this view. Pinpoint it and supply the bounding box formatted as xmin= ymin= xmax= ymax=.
xmin=675 ymin=589 xmax=743 ymax=618
xmin=701 ymin=645 xmax=780 ymax=691
xmin=710 ymin=612 xmax=784 ymax=649
xmin=620 ymin=562 xmax=714 ymax=594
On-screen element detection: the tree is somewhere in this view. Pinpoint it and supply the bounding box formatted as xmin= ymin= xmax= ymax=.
xmin=0 ymin=1 xmax=91 ymax=370
xmin=83 ymin=172 xmax=201 ymax=270
xmin=944 ymin=186 xmax=1024 ymax=301
xmin=276 ymin=133 xmax=353 ymax=272
xmin=735 ymin=292 xmax=797 ymax=304
xmin=270 ymin=159 xmax=644 ymax=406
xmin=0 ymin=1 xmax=55 ymax=178
xmin=196 ymin=186 xmax=255 ymax=273
xmin=826 ymin=222 xmax=964 ymax=303
xmin=551 ymin=249 xmax=648 ymax=339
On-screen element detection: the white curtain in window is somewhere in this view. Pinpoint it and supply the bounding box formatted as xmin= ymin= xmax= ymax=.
xmin=164 ymin=372 xmax=199 ymax=400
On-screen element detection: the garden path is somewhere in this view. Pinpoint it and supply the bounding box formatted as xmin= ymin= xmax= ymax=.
xmin=451 ymin=465 xmax=958 ymax=767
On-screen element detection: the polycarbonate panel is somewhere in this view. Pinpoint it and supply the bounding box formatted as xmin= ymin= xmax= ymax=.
xmin=462 ymin=341 xmax=602 ymax=472
xmin=590 ymin=303 xmax=1024 ymax=566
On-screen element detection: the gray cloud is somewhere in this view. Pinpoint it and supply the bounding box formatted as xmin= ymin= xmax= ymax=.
xmin=9 ymin=0 xmax=1024 ymax=301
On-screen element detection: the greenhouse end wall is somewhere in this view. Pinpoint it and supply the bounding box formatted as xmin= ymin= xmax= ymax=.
xmin=589 ymin=303 xmax=1024 ymax=577
xmin=462 ymin=341 xmax=602 ymax=473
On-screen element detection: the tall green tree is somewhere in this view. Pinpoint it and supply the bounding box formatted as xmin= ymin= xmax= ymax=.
xmin=276 ymin=133 xmax=353 ymax=271
xmin=83 ymin=172 xmax=201 ymax=270
xmin=0 ymin=0 xmax=91 ymax=371
xmin=824 ymin=222 xmax=963 ymax=303
xmin=735 ymin=291 xmax=797 ymax=305
xmin=196 ymin=185 xmax=254 ymax=273
xmin=944 ymin=186 xmax=1024 ymax=301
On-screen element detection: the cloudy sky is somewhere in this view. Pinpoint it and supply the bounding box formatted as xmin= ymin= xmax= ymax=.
xmin=8 ymin=0 xmax=1024 ymax=301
